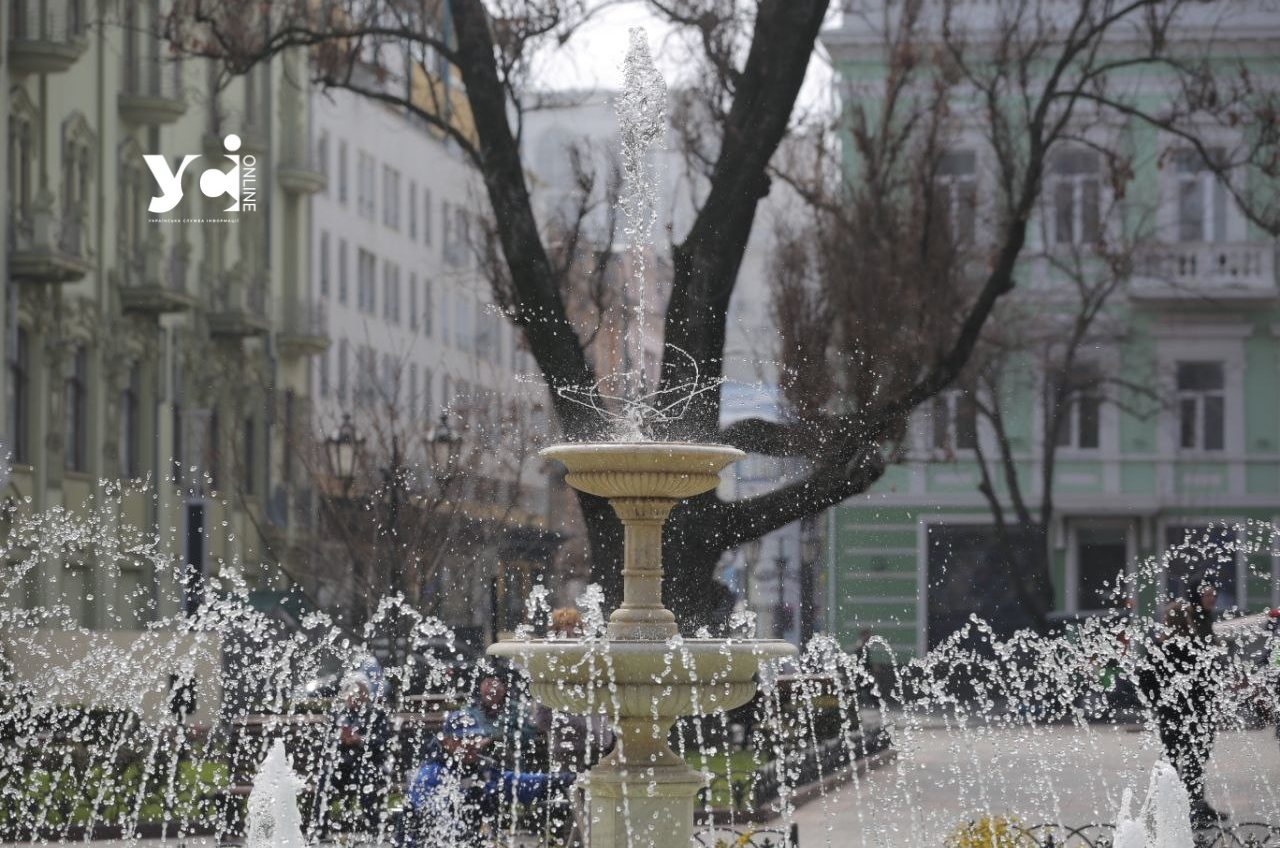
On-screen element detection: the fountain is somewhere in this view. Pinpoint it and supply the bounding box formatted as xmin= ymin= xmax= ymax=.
xmin=490 ymin=443 xmax=795 ymax=848
xmin=489 ymin=30 xmax=796 ymax=848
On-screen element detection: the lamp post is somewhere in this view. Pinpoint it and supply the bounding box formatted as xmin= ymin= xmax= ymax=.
xmin=742 ymin=537 xmax=762 ymax=630
xmin=428 ymin=412 xmax=463 ymax=487
xmin=324 ymin=414 xmax=365 ymax=624
xmin=799 ymin=515 xmax=821 ymax=645
xmin=325 ymin=413 xmax=364 ymax=496
xmin=772 ymin=539 xmax=790 ymax=640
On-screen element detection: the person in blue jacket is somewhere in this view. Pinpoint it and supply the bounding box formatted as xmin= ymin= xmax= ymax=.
xmin=403 ymin=709 xmax=574 ymax=847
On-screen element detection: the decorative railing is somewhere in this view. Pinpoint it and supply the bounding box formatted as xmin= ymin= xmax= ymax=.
xmin=123 ymin=51 xmax=184 ymax=100
xmin=1135 ymin=242 xmax=1276 ymax=297
xmin=284 ymin=298 xmax=327 ymax=338
xmin=10 ymin=0 xmax=87 ymax=43
xmin=961 ymin=821 xmax=1280 ymax=847
xmin=693 ymin=825 xmax=798 ymax=848
xmin=57 ymin=207 xmax=87 ymax=258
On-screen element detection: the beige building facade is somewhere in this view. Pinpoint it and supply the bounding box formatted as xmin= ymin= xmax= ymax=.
xmin=2 ymin=0 xmax=325 ymax=642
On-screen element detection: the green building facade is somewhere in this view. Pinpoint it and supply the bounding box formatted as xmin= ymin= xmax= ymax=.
xmin=822 ymin=6 xmax=1280 ymax=657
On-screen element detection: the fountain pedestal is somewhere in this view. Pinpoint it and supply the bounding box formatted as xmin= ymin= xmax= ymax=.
xmin=490 ymin=443 xmax=796 ymax=848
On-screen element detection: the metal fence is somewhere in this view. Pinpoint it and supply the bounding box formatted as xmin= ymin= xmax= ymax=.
xmin=693 ymin=824 xmax=799 ymax=848
xmin=971 ymin=822 xmax=1280 ymax=847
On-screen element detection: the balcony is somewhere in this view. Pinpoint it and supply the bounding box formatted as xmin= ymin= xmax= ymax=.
xmin=209 ymin=271 xmax=271 ymax=337
xmin=8 ymin=0 xmax=89 ymax=75
xmin=119 ymin=56 xmax=187 ymax=126
xmin=277 ymin=145 xmax=326 ymax=195
xmin=118 ymin=236 xmax=198 ymax=314
xmin=8 ymin=196 xmax=91 ymax=284
xmin=279 ymin=299 xmax=330 ymax=356
xmin=1131 ymin=242 xmax=1277 ymax=303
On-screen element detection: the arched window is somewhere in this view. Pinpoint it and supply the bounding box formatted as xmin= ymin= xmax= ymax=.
xmin=65 ymin=344 xmax=89 ymax=472
xmin=118 ymin=138 xmax=149 ymax=275
xmin=62 ymin=112 xmax=95 ymax=258
xmin=8 ymin=88 xmax=39 ymax=234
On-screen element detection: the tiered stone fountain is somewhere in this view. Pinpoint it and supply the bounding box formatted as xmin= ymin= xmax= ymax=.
xmin=490 ymin=442 xmax=796 ymax=848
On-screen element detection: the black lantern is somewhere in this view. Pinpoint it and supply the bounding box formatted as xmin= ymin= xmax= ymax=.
xmin=428 ymin=412 xmax=463 ymax=481
xmin=325 ymin=413 xmax=364 ymax=494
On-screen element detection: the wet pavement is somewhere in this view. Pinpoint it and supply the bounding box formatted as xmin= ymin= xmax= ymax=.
xmin=789 ymin=722 xmax=1280 ymax=847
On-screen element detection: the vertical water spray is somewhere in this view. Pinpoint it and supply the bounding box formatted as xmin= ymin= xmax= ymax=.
xmin=245 ymin=740 xmax=306 ymax=848
xmin=616 ymin=28 xmax=667 ymax=416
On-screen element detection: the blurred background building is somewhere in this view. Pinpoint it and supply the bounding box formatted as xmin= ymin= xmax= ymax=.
xmin=1 ymin=0 xmax=325 ymax=717
xmin=823 ymin=6 xmax=1280 ymax=658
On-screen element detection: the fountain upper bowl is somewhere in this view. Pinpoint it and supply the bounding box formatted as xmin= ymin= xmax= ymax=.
xmin=540 ymin=441 xmax=745 ymax=500
xmin=489 ymin=637 xmax=796 ymax=717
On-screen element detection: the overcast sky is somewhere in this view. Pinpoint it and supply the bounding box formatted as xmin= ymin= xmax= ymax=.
xmin=528 ymin=2 xmax=836 ymax=116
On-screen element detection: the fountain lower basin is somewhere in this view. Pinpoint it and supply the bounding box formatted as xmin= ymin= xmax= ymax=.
xmin=490 ymin=637 xmax=795 ymax=717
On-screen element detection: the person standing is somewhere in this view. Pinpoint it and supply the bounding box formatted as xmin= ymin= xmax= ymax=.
xmin=313 ymin=672 xmax=391 ymax=835
xmin=1142 ymin=599 xmax=1226 ymax=827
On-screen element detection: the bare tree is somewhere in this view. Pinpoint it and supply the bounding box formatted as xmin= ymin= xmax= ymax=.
xmin=166 ymin=0 xmax=1279 ymax=630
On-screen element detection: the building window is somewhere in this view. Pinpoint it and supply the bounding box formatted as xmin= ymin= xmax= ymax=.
xmin=317 ymin=132 xmax=329 ymax=190
xmin=1173 ymin=148 xmax=1229 ymax=243
xmin=357 ymin=248 xmax=377 ymax=314
xmin=409 ymin=363 xmax=419 ymax=417
xmin=423 ymin=188 xmax=433 ymax=245
xmin=424 ymin=368 xmax=434 ymax=418
xmin=409 ymin=181 xmax=417 ymax=239
xmin=319 ymin=230 xmax=330 ymax=297
xmin=172 ymin=403 xmax=183 ymax=483
xmin=319 ymin=346 xmax=330 ymax=398
xmin=1047 ymin=148 xmax=1101 ymax=245
xmin=1176 ymin=361 xmax=1225 ymax=451
xmin=338 ymin=339 xmax=349 ymax=402
xmin=453 ymin=295 xmax=472 ymax=351
xmin=383 ymin=165 xmax=401 ymax=230
xmin=1050 ymin=362 xmax=1102 ymax=449
xmin=338 ymin=238 xmax=349 ymax=304
xmin=7 ymin=326 xmax=30 ymax=465
xmin=65 ymin=345 xmax=88 ymax=472
xmin=9 ymin=103 xmax=37 ymax=224
xmin=243 ymin=416 xmax=256 ymax=495
xmin=1164 ymin=525 xmax=1237 ymax=608
xmin=932 ymin=390 xmax=978 ymax=451
xmin=337 ymin=140 xmax=348 ymax=205
xmin=357 ymin=150 xmax=376 ymax=220
xmin=61 ymin=117 xmax=94 ymax=259
xmin=409 ymin=272 xmax=419 ymax=331
xmin=424 ymin=278 xmax=434 ymax=336
xmin=120 ymin=362 xmax=141 ymax=479
xmin=1075 ymin=526 xmax=1128 ymax=611
xmin=384 ymin=261 xmax=401 ymax=324
xmin=935 ymin=149 xmax=977 ymax=245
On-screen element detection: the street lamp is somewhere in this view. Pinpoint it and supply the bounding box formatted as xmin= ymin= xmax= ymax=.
xmin=325 ymin=413 xmax=364 ymax=495
xmin=428 ymin=412 xmax=463 ymax=485
xmin=799 ymin=516 xmax=823 ymax=644
xmin=773 ymin=540 xmax=790 ymax=640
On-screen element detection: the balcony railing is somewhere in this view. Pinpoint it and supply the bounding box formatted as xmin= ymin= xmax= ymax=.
xmin=7 ymin=202 xmax=91 ymax=284
xmin=118 ymin=236 xmax=197 ymax=314
xmin=9 ymin=0 xmax=89 ymax=74
xmin=209 ymin=272 xmax=270 ymax=336
xmin=279 ymin=298 xmax=330 ymax=355
xmin=119 ymin=52 xmax=187 ymax=125
xmin=1132 ymin=241 xmax=1277 ymax=301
